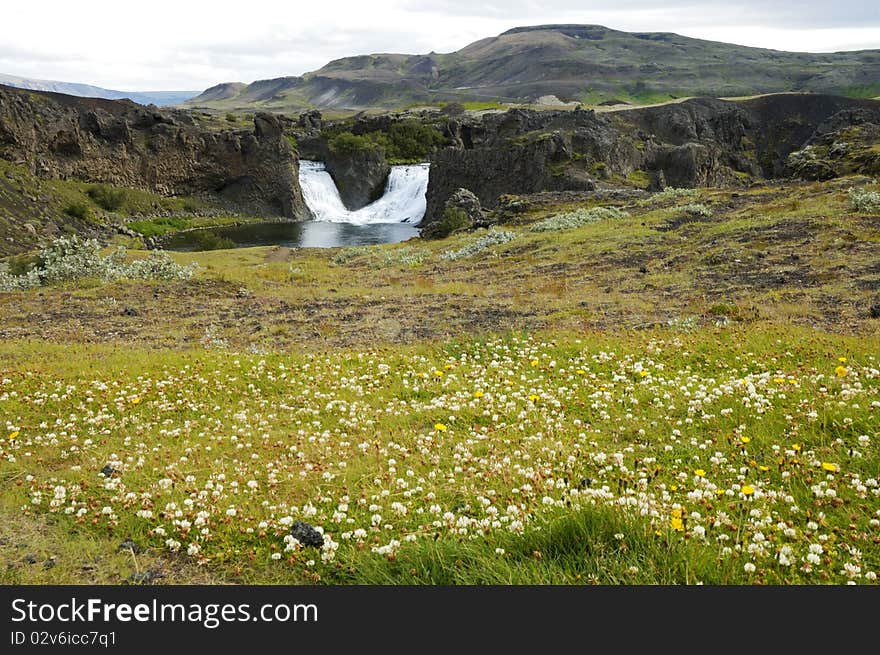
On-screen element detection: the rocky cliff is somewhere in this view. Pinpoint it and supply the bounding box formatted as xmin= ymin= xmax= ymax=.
xmin=0 ymin=84 xmax=305 ymax=218
xmin=421 ymin=94 xmax=880 ymax=230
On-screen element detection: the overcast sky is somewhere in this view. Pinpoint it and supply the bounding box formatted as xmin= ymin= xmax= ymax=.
xmin=2 ymin=0 xmax=878 ymax=91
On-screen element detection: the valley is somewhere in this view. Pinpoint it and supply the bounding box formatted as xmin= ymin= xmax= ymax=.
xmin=0 ymin=23 xmax=879 ymax=587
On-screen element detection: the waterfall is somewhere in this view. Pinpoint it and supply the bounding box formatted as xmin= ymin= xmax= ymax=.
xmin=299 ymin=160 xmax=429 ymax=225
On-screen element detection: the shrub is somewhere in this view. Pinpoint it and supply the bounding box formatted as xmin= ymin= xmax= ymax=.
xmin=328 ymin=131 xmax=381 ymax=156
xmin=326 ymin=121 xmax=447 ymax=162
xmin=375 ymin=246 xmax=429 ymax=268
xmin=428 ymin=207 xmax=471 ymax=239
xmin=385 ymin=121 xmax=446 ymax=161
xmin=225 ymin=113 xmax=237 ymax=122
xmin=332 ymin=245 xmax=429 ymax=267
xmin=63 ymin=201 xmax=91 ymax=220
xmin=86 ymin=184 xmax=129 ymax=212
xmin=440 ymin=229 xmax=517 ymax=261
xmin=440 ymin=102 xmax=466 ymax=116
xmin=0 ymin=236 xmax=195 ymax=291
xmin=187 ymin=230 xmax=234 ymax=251
xmin=848 ymin=187 xmax=880 ymax=214
xmin=5 ymin=253 xmax=44 ymax=276
xmin=331 ymin=247 xmax=369 ymax=265
xmin=530 ymin=206 xmax=629 ymax=232
xmin=116 ymin=251 xmax=200 ymax=278
xmin=677 ymin=203 xmax=713 ymax=217
xmin=649 ymin=187 xmax=699 ymax=203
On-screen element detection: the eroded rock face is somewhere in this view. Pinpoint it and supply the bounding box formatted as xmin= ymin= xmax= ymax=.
xmin=419 ymin=94 xmax=880 ymax=230
xmin=425 ymin=128 xmax=596 ymax=226
xmin=785 ymin=107 xmax=880 ymax=180
xmin=0 ymin=85 xmax=306 ymax=218
xmin=324 ymin=147 xmax=390 ymax=210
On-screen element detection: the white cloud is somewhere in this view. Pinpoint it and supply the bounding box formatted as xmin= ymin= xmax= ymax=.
xmin=0 ymin=0 xmax=877 ymax=91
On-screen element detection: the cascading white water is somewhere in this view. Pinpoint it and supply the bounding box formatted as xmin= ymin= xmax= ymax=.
xmin=299 ymin=160 xmax=429 ymax=225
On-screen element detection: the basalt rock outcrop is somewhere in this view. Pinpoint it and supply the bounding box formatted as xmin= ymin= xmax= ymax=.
xmin=421 ymin=187 xmax=488 ymax=239
xmin=420 ymin=94 xmax=880 ymax=231
xmin=0 ymin=84 xmax=305 ymax=218
xmin=785 ymin=107 xmax=880 ymax=180
xmin=323 ymin=148 xmax=390 ymax=210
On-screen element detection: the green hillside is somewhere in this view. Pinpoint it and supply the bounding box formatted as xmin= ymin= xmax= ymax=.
xmin=186 ymin=24 xmax=880 ymax=112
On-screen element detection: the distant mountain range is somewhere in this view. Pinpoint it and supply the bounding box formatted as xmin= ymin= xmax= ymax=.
xmin=0 ymin=73 xmax=197 ymax=107
xmin=187 ymin=24 xmax=880 ymax=112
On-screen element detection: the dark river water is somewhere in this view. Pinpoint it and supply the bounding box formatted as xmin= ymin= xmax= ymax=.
xmin=160 ymin=221 xmax=421 ymax=251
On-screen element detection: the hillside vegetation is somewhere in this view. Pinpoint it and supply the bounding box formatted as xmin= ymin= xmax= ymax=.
xmin=186 ymin=24 xmax=880 ymax=112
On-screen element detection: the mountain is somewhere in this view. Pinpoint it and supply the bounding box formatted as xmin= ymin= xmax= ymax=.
xmin=0 ymin=73 xmax=197 ymax=107
xmin=187 ymin=24 xmax=880 ymax=112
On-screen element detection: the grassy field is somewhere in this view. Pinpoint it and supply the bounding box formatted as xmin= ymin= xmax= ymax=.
xmin=1 ymin=328 xmax=878 ymax=584
xmin=0 ymin=176 xmax=878 ymax=585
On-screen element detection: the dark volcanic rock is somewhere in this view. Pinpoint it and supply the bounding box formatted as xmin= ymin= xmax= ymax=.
xmin=423 ymin=129 xmax=595 ymax=226
xmin=117 ymin=539 xmax=141 ymax=555
xmin=289 ymin=521 xmax=324 ymax=548
xmin=0 ymin=84 xmax=306 ymax=219
xmin=324 ymin=147 xmax=390 ymax=210
xmin=128 ymin=568 xmax=164 ymax=584
xmin=653 ymin=142 xmax=732 ymax=188
xmin=422 ymin=187 xmax=487 ymax=239
xmin=445 ymin=188 xmax=485 ymax=224
xmin=785 ymin=107 xmax=880 ymax=179
xmin=418 ymin=94 xmax=880 ymax=231
xmin=297 ymin=109 xmax=323 ymax=131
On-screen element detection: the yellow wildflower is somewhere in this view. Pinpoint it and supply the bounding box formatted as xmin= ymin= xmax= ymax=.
xmin=821 ymin=462 xmax=837 ymax=472
xmin=130 ymin=397 xmax=141 ymax=405
xmin=433 ymin=370 xmax=444 ymax=378
xmin=838 ymin=357 xmax=847 ymax=363
xmin=639 ymin=370 xmax=649 ymax=378
xmin=530 ymin=359 xmax=539 ymax=367
xmin=474 ymin=391 xmax=484 ymax=399
xmin=741 ymin=484 xmax=755 ymax=496
xmin=8 ymin=431 xmax=19 ymax=441
xmin=694 ymin=469 xmax=706 ymax=477
xmin=740 ymin=436 xmax=751 ymax=444
xmin=434 ymin=423 xmax=447 ymax=432
xmin=670 ymin=517 xmax=684 ymax=532
xmin=528 ymin=394 xmax=540 ymax=402
xmin=835 ymin=365 xmax=847 ymax=377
